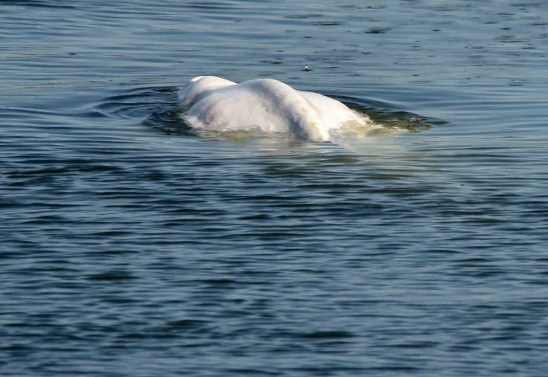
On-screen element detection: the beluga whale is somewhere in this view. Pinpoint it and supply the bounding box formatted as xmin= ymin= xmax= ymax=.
xmin=177 ymin=76 xmax=372 ymax=141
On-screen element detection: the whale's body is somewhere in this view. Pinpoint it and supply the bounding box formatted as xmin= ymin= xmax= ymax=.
xmin=177 ymin=76 xmax=370 ymax=141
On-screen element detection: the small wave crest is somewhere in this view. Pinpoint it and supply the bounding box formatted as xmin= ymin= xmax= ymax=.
xmin=92 ymin=86 xmax=177 ymax=119
xmin=91 ymin=85 xmax=196 ymax=136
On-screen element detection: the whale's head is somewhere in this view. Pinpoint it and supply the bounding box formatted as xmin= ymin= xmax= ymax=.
xmin=178 ymin=76 xmax=236 ymax=107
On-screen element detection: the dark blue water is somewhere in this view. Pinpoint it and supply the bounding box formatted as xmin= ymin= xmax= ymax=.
xmin=2 ymin=1 xmax=548 ymax=376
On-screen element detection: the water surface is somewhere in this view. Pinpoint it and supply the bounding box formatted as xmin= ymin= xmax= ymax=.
xmin=1 ymin=1 xmax=548 ymax=376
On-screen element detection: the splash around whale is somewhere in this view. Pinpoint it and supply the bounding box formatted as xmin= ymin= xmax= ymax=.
xmin=177 ymin=76 xmax=374 ymax=141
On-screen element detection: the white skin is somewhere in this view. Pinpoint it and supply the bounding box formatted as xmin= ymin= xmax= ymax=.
xmin=178 ymin=76 xmax=370 ymax=141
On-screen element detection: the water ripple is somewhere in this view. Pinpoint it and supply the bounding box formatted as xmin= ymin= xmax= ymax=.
xmin=1 ymin=1 xmax=548 ymax=376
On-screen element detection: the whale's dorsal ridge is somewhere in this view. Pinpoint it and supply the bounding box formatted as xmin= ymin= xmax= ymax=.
xmin=178 ymin=76 xmax=370 ymax=141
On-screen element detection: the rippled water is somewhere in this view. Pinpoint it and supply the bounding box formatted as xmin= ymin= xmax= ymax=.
xmin=2 ymin=1 xmax=548 ymax=376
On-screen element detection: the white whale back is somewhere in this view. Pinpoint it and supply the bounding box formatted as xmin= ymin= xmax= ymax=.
xmin=178 ymin=76 xmax=370 ymax=141
xmin=178 ymin=76 xmax=236 ymax=107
